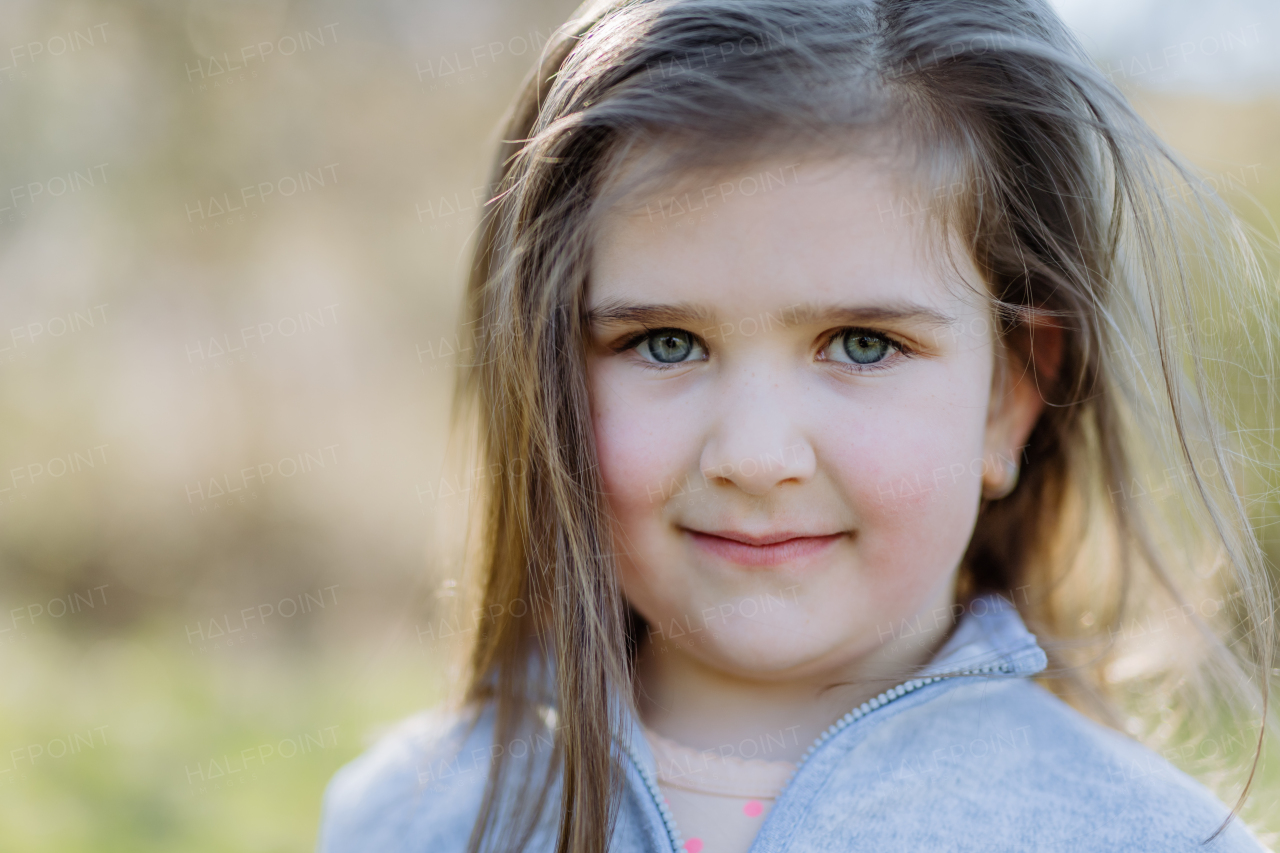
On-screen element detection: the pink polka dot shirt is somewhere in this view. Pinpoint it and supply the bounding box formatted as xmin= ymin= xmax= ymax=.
xmin=641 ymin=724 xmax=798 ymax=853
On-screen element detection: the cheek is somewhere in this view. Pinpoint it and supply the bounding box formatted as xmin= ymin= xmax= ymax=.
xmin=851 ymin=419 xmax=986 ymax=521
xmin=589 ymin=366 xmax=700 ymax=621
xmin=824 ymin=371 xmax=991 ymax=589
xmin=589 ymin=363 xmax=690 ymax=531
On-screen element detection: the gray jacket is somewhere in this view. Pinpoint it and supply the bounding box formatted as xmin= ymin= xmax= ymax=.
xmin=317 ymin=594 xmax=1268 ymax=852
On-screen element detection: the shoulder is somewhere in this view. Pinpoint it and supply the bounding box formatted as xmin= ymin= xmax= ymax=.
xmin=317 ymin=702 xmax=496 ymax=853
xmin=832 ymin=677 xmax=1267 ymax=851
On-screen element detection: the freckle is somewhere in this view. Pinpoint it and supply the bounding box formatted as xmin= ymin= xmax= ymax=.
xmin=743 ymin=800 xmax=763 ymax=817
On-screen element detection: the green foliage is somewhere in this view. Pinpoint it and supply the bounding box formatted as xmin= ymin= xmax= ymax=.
xmin=0 ymin=626 xmax=444 ymax=852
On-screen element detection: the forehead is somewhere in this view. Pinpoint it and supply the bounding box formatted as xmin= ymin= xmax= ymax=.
xmin=589 ymin=155 xmax=985 ymax=318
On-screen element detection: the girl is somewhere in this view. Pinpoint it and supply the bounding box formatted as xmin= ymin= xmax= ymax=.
xmin=320 ymin=1 xmax=1277 ymax=851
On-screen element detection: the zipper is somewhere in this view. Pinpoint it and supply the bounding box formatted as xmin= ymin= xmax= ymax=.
xmin=622 ymin=737 xmax=685 ymax=853
xmin=785 ymin=660 xmax=1014 ymax=780
xmin=623 ymin=659 xmax=1014 ymax=853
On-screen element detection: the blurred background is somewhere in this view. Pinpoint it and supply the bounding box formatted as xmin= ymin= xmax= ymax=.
xmin=0 ymin=0 xmax=1277 ymax=850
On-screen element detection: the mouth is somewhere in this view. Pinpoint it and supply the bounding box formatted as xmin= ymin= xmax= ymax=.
xmin=684 ymin=528 xmax=847 ymax=567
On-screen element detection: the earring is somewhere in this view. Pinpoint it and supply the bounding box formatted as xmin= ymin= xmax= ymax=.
xmin=982 ymin=457 xmax=1019 ymax=500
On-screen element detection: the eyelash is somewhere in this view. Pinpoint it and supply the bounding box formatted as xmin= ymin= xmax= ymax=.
xmin=613 ymin=328 xmax=700 ymax=372
xmin=819 ymin=327 xmax=912 ymax=373
xmin=614 ymin=327 xmax=913 ymax=372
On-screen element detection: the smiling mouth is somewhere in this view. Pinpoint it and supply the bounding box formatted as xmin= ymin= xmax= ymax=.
xmin=684 ymin=529 xmax=846 ymax=567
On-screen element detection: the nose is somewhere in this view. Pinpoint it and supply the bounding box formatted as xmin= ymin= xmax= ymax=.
xmin=698 ymin=370 xmax=817 ymax=496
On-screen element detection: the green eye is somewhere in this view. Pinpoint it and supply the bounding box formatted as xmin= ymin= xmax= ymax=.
xmin=834 ymin=330 xmax=895 ymax=365
xmin=640 ymin=329 xmax=703 ymax=364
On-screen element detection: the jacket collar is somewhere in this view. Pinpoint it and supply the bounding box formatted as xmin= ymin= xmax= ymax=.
xmin=918 ymin=591 xmax=1048 ymax=677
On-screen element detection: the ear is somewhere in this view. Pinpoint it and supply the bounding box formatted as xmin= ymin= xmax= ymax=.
xmin=981 ymin=316 xmax=1064 ymax=497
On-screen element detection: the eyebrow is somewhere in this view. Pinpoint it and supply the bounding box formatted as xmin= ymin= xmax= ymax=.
xmin=789 ymin=302 xmax=956 ymax=328
xmin=586 ymin=300 xmax=956 ymax=330
xmin=586 ymin=300 xmax=716 ymax=329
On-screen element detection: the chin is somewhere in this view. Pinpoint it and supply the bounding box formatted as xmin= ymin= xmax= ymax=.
xmin=698 ymin=632 xmax=841 ymax=675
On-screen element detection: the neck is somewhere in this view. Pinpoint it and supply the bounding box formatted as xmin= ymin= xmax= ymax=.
xmin=632 ymin=584 xmax=959 ymax=763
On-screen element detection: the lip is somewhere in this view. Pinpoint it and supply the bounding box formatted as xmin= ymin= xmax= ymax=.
xmin=685 ymin=528 xmax=846 ymax=567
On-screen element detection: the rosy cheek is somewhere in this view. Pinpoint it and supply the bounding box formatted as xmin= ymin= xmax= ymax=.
xmin=595 ymin=414 xmax=650 ymax=512
xmin=823 ymin=403 xmax=986 ymax=591
xmin=592 ymin=384 xmax=669 ymax=523
xmin=863 ymin=447 xmax=978 ymax=521
xmin=593 ymin=380 xmax=704 ymax=518
xmin=593 ymin=418 xmax=669 ymax=610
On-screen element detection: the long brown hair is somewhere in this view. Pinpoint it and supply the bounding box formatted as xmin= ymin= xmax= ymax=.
xmin=446 ymin=1 xmax=1277 ymax=850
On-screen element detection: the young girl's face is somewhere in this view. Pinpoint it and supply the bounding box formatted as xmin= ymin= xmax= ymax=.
xmin=586 ymin=154 xmax=1039 ymax=682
